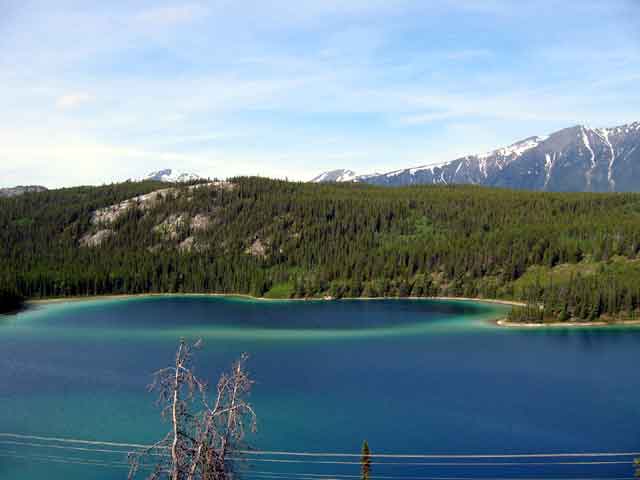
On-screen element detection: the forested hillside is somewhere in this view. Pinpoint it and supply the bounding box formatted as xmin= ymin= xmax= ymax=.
xmin=2 ymin=177 xmax=640 ymax=322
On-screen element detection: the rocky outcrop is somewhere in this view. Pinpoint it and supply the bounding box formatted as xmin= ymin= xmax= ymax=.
xmin=81 ymin=182 xmax=233 ymax=252
xmin=246 ymin=238 xmax=267 ymax=258
xmin=91 ymin=188 xmax=174 ymax=225
xmin=79 ymin=229 xmax=113 ymax=247
xmin=153 ymin=214 xmax=188 ymax=240
xmin=90 ymin=182 xmax=235 ymax=226
xmin=191 ymin=214 xmax=211 ymax=232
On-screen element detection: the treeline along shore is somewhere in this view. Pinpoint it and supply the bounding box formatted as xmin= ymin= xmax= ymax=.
xmin=0 ymin=287 xmax=24 ymax=314
xmin=2 ymin=177 xmax=640 ymax=324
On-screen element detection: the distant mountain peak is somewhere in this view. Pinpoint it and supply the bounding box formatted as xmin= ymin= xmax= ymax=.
xmin=311 ymin=121 xmax=640 ymax=192
xmin=311 ymin=169 xmax=359 ymax=183
xmin=142 ymin=169 xmax=202 ymax=183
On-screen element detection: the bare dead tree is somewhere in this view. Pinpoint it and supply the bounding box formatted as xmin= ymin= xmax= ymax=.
xmin=129 ymin=339 xmax=256 ymax=480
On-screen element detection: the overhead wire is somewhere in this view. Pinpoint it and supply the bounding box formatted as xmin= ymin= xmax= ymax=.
xmin=0 ymin=431 xmax=637 ymax=480
xmin=2 ymin=433 xmax=638 ymax=460
xmin=0 ymin=440 xmax=633 ymax=468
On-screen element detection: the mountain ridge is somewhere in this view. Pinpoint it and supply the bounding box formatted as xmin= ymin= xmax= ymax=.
xmin=313 ymin=122 xmax=640 ymax=192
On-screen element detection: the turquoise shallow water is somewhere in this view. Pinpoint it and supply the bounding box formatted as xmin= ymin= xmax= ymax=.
xmin=0 ymin=296 xmax=639 ymax=480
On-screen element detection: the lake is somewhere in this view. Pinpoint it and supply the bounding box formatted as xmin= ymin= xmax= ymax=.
xmin=0 ymin=296 xmax=639 ymax=480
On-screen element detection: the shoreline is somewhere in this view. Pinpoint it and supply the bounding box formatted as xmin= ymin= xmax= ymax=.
xmin=26 ymin=292 xmax=524 ymax=308
xmin=496 ymin=318 xmax=640 ymax=328
xmin=22 ymin=293 xmax=640 ymax=329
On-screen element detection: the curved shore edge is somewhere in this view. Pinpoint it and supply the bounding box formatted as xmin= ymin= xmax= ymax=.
xmin=25 ymin=292 xmax=525 ymax=307
xmin=21 ymin=293 xmax=640 ymax=329
xmin=496 ymin=318 xmax=640 ymax=328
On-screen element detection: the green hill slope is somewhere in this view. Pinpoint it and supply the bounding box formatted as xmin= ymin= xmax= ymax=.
xmin=2 ymin=177 xmax=640 ymax=323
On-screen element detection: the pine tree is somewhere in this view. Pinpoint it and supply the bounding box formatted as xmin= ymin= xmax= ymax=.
xmin=360 ymin=441 xmax=371 ymax=480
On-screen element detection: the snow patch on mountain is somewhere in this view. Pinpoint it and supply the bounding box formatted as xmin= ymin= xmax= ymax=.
xmin=593 ymin=128 xmax=616 ymax=189
xmin=310 ymin=121 xmax=640 ymax=192
xmin=143 ymin=169 xmax=202 ymax=183
xmin=408 ymin=162 xmax=448 ymax=175
xmin=311 ymin=169 xmax=359 ymax=183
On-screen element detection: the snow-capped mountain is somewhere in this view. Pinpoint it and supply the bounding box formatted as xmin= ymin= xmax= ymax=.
xmin=311 ymin=169 xmax=359 ymax=183
xmin=312 ymin=122 xmax=640 ymax=192
xmin=143 ymin=169 xmax=202 ymax=183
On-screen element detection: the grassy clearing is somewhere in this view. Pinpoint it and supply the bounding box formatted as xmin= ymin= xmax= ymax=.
xmin=264 ymin=281 xmax=295 ymax=299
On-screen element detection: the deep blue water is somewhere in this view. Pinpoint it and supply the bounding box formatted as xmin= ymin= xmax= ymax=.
xmin=0 ymin=296 xmax=639 ymax=480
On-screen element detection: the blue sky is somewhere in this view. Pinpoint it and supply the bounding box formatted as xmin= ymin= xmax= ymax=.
xmin=1 ymin=0 xmax=639 ymax=187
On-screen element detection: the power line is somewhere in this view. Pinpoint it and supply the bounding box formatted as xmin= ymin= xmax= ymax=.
xmin=2 ymin=433 xmax=638 ymax=460
xmin=245 ymin=471 xmax=638 ymax=480
xmin=0 ymin=451 xmax=164 ymax=474
xmin=238 ymin=451 xmax=640 ymax=460
xmin=0 ymin=439 xmax=146 ymax=456
xmin=1 ymin=440 xmax=632 ymax=467
xmin=0 ymin=451 xmax=130 ymax=469
xmin=0 ymin=431 xmax=636 ymax=480
xmin=0 ymin=432 xmax=149 ymax=449
xmin=0 ymin=452 xmax=635 ymax=480
xmin=236 ymin=458 xmax=635 ymax=467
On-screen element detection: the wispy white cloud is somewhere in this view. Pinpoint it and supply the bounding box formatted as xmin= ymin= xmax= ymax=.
xmin=0 ymin=0 xmax=638 ymax=187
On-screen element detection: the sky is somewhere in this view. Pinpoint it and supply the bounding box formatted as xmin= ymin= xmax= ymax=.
xmin=1 ymin=0 xmax=639 ymax=188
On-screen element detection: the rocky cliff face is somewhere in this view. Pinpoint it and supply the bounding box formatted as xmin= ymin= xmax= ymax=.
xmin=313 ymin=122 xmax=640 ymax=192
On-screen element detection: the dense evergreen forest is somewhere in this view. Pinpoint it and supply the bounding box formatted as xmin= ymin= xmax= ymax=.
xmin=2 ymin=177 xmax=640 ymax=323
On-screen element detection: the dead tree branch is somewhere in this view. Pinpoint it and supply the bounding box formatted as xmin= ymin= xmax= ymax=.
xmin=129 ymin=339 xmax=256 ymax=480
